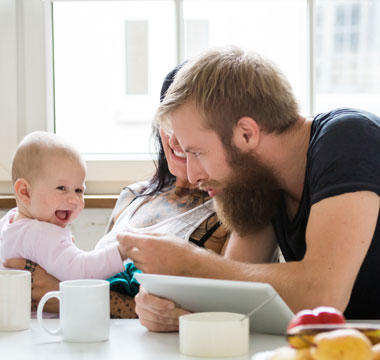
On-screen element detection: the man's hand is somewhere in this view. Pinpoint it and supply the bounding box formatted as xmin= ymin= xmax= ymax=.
xmin=135 ymin=287 xmax=191 ymax=332
xmin=3 ymin=258 xmax=60 ymax=313
xmin=117 ymin=232 xmax=199 ymax=275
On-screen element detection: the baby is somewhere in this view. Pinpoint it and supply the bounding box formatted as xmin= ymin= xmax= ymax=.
xmin=0 ymin=131 xmax=128 ymax=281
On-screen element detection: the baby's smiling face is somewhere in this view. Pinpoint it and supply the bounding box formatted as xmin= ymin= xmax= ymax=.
xmin=26 ymin=155 xmax=86 ymax=228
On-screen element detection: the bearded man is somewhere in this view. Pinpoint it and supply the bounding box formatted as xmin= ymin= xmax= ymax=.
xmin=118 ymin=46 xmax=380 ymax=331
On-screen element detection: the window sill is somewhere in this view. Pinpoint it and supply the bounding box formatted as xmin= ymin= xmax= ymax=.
xmin=0 ymin=195 xmax=118 ymax=210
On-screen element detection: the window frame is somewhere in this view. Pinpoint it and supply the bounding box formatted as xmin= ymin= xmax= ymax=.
xmin=0 ymin=0 xmax=51 ymax=194
xmin=0 ymin=0 xmax=317 ymax=195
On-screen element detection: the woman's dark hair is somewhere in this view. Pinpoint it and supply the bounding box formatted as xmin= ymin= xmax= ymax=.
xmin=144 ymin=64 xmax=184 ymax=196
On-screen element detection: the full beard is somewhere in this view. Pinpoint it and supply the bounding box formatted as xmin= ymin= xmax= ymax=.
xmin=212 ymin=150 xmax=281 ymax=237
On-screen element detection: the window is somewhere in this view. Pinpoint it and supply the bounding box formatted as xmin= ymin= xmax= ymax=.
xmin=53 ymin=1 xmax=176 ymax=155
xmin=315 ymin=0 xmax=380 ymax=113
xmin=53 ymin=0 xmax=308 ymax=155
xmin=1 ymin=0 xmax=379 ymax=195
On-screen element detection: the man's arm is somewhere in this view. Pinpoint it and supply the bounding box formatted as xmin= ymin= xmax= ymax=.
xmin=194 ymin=191 xmax=378 ymax=312
xmin=297 ymin=190 xmax=379 ymax=311
xmin=129 ymin=226 xmax=277 ymax=332
xmin=119 ymin=191 xmax=379 ymax=314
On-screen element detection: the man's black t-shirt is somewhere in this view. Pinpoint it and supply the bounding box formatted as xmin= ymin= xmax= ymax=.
xmin=272 ymin=108 xmax=380 ymax=319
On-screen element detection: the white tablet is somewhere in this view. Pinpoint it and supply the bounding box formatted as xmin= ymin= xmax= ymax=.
xmin=134 ymin=273 xmax=294 ymax=335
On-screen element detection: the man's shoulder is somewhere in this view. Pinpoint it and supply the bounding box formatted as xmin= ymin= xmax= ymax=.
xmin=313 ymin=108 xmax=380 ymax=133
xmin=310 ymin=108 xmax=380 ymax=150
xmin=306 ymin=108 xmax=380 ymax=205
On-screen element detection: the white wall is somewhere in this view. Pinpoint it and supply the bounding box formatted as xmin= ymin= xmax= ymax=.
xmin=0 ymin=208 xmax=113 ymax=252
xmin=68 ymin=208 xmax=114 ymax=251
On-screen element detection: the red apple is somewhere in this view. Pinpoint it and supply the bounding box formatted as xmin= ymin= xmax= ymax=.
xmin=287 ymin=306 xmax=345 ymax=331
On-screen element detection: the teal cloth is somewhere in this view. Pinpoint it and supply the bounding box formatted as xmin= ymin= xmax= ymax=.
xmin=107 ymin=263 xmax=141 ymax=297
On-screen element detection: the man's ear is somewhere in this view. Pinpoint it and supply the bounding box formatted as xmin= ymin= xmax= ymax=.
xmin=232 ymin=116 xmax=260 ymax=151
xmin=14 ymin=178 xmax=31 ymax=205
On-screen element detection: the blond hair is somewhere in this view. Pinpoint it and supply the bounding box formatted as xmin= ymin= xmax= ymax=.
xmin=156 ymin=46 xmax=299 ymax=145
xmin=12 ymin=131 xmax=84 ymax=184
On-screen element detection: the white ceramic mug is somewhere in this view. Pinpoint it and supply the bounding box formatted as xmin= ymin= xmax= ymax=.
xmin=37 ymin=279 xmax=110 ymax=342
xmin=0 ymin=270 xmax=31 ymax=331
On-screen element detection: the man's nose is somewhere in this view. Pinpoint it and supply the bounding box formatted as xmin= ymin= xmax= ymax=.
xmin=187 ymin=156 xmax=207 ymax=185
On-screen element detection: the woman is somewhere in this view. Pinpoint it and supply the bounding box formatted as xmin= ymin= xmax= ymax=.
xmin=4 ymin=65 xmax=229 ymax=318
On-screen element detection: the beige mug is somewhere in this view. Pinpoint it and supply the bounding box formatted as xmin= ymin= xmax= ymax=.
xmin=179 ymin=312 xmax=249 ymax=357
xmin=0 ymin=270 xmax=31 ymax=331
xmin=37 ymin=279 xmax=110 ymax=342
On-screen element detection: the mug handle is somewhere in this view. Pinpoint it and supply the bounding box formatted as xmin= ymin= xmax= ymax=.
xmin=37 ymin=291 xmax=62 ymax=336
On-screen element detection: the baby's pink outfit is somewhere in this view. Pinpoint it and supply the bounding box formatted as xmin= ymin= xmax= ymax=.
xmin=0 ymin=208 xmax=124 ymax=280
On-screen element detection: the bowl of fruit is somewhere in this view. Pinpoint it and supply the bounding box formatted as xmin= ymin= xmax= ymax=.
xmin=253 ymin=306 xmax=380 ymax=360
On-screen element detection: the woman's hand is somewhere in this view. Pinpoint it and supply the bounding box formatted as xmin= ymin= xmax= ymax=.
xmin=135 ymin=287 xmax=191 ymax=332
xmin=3 ymin=258 xmax=60 ymax=313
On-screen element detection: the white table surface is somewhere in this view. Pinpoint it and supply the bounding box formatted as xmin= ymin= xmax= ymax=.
xmin=0 ymin=319 xmax=287 ymax=359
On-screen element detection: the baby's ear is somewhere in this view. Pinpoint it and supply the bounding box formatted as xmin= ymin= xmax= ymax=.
xmin=14 ymin=178 xmax=31 ymax=205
